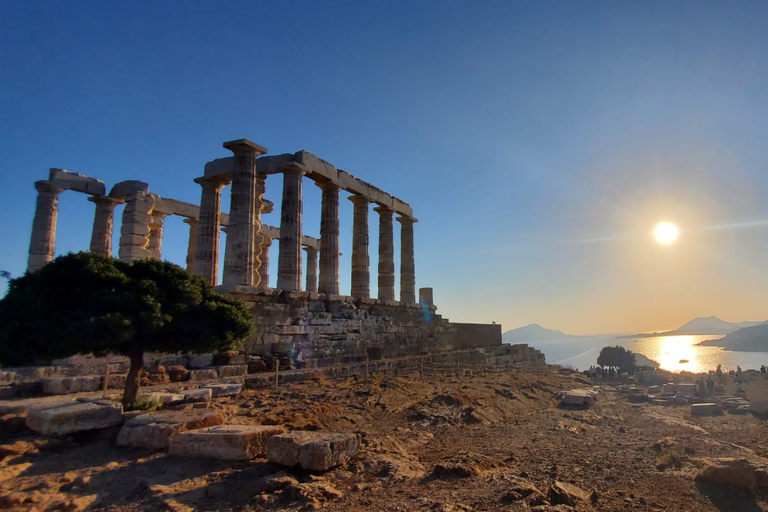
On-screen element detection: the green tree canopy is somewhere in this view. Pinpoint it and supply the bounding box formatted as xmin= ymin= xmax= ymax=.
xmin=0 ymin=252 xmax=254 ymax=404
xmin=597 ymin=345 xmax=636 ymax=374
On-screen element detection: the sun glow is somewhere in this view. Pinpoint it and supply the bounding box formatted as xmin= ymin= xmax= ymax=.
xmin=653 ymin=222 xmax=679 ymax=245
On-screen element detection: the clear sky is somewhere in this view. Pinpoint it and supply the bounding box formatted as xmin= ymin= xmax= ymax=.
xmin=2 ymin=1 xmax=768 ymax=335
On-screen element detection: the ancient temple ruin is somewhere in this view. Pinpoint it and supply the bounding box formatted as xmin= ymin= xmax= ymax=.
xmin=25 ymin=138 xmax=543 ymax=370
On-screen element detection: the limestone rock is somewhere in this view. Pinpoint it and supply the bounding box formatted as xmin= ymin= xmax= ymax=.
xmin=432 ymin=452 xmax=505 ymax=479
xmin=42 ymin=376 xmax=102 ymax=395
xmin=267 ymin=431 xmax=361 ymax=471
xmin=501 ymin=477 xmax=544 ymax=502
xmin=117 ymin=409 xmax=226 ymax=449
xmin=26 ymin=399 xmax=122 ymax=436
xmin=189 ymin=369 xmax=218 ymax=381
xmin=139 ymin=392 xmax=184 ymax=404
xmin=188 ymin=354 xmax=214 ymax=369
xmin=255 ymin=471 xmax=299 ymax=493
xmin=217 ymin=365 xmax=248 ymax=378
xmin=548 ymin=481 xmax=589 ymax=506
xmin=169 ymin=424 xmax=284 ymax=460
xmin=695 ymin=458 xmax=756 ymax=488
xmin=180 ymin=388 xmax=212 ymax=401
xmin=282 ymin=481 xmax=343 ymax=509
xmin=691 ymin=403 xmax=722 ymax=416
xmin=200 ymin=383 xmax=242 ymax=397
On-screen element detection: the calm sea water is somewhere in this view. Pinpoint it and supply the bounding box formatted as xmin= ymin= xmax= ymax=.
xmin=528 ymin=334 xmax=768 ymax=373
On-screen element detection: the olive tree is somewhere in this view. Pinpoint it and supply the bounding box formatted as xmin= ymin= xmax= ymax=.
xmin=597 ymin=345 xmax=636 ymax=374
xmin=0 ymin=252 xmax=254 ymax=405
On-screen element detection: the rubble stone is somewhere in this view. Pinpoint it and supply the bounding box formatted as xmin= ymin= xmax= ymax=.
xmin=267 ymin=431 xmax=361 ymax=471
xmin=201 ymin=383 xmax=242 ymax=397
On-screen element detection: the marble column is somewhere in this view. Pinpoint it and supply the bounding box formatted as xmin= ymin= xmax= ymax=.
xmin=277 ymin=166 xmax=304 ymax=291
xmin=118 ymin=191 xmax=156 ymax=263
xmin=252 ymin=174 xmax=268 ymax=286
xmin=27 ymin=180 xmax=64 ymax=272
xmin=259 ymin=235 xmax=273 ymax=287
xmin=374 ymin=206 xmax=395 ymax=301
xmin=349 ymin=194 xmax=370 ymax=298
xmin=317 ymin=182 xmax=340 ymax=295
xmin=88 ymin=196 xmax=121 ymax=257
xmin=193 ymin=176 xmax=229 ymax=286
xmin=222 ymin=139 xmax=267 ymax=287
xmin=397 ymin=216 xmax=417 ymax=304
xmin=304 ymin=246 xmax=319 ymax=293
xmin=147 ymin=213 xmax=168 ymax=261
xmin=183 ymin=218 xmax=199 ymax=271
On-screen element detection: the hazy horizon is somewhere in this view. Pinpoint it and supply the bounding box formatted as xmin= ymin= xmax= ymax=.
xmin=3 ymin=2 xmax=768 ymax=334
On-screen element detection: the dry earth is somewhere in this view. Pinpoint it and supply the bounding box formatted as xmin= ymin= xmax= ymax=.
xmin=2 ymin=369 xmax=768 ymax=511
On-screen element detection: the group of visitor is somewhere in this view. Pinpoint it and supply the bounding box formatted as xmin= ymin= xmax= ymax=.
xmin=588 ymin=365 xmax=617 ymax=382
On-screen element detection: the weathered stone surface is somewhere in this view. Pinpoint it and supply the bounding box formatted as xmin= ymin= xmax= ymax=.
xmin=559 ymin=389 xmax=597 ymax=406
xmin=43 ymin=376 xmax=102 ymax=395
xmin=189 ymin=369 xmax=218 ymax=381
xmin=180 ymin=388 xmax=212 ymax=401
xmin=117 ymin=409 xmax=225 ymax=449
xmin=691 ymin=403 xmax=722 ymax=416
xmin=548 ymin=481 xmax=589 ymax=506
xmin=169 ymin=425 xmax=284 ymax=460
xmin=267 ymin=431 xmax=361 ymax=471
xmin=201 ymin=383 xmax=242 ymax=397
xmin=188 ymin=354 xmax=214 ymax=369
xmin=26 ymin=399 xmax=123 ymax=436
xmin=695 ymin=458 xmax=756 ymax=488
xmin=139 ymin=392 xmax=184 ymax=404
xmin=217 ymin=365 xmax=248 ymax=378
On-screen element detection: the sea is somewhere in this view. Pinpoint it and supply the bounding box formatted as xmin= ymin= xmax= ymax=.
xmin=529 ymin=334 xmax=768 ymax=374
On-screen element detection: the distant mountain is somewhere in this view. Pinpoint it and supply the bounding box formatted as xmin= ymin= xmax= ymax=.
xmin=502 ymin=324 xmax=577 ymax=344
xmin=700 ymin=324 xmax=768 ymax=352
xmin=619 ymin=316 xmax=766 ymax=338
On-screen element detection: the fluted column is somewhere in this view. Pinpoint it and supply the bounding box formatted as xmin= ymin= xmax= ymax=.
xmin=147 ymin=213 xmax=168 ymax=261
xmin=118 ymin=191 xmax=156 ymax=263
xmin=374 ymin=206 xmax=395 ymax=301
xmin=397 ymin=216 xmax=417 ymax=304
xmin=277 ymin=166 xmax=304 ymax=291
xmin=304 ymin=246 xmax=319 ymax=293
xmin=259 ymin=235 xmax=273 ymax=287
xmin=349 ymin=194 xmax=370 ymax=298
xmin=184 ymin=218 xmax=199 ymax=271
xmin=222 ymin=139 xmax=267 ymax=287
xmin=317 ymin=182 xmax=340 ymax=294
xmin=28 ymin=181 xmax=64 ymax=272
xmin=88 ymin=196 xmax=121 ymax=257
xmin=193 ymin=176 xmax=229 ymax=285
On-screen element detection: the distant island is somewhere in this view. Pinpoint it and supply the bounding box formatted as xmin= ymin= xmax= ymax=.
xmin=699 ymin=323 xmax=768 ymax=352
xmin=502 ymin=323 xmax=580 ymax=344
xmin=618 ymin=315 xmax=766 ymax=339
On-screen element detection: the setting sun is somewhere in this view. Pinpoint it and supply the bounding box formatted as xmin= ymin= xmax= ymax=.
xmin=653 ymin=221 xmax=679 ymax=245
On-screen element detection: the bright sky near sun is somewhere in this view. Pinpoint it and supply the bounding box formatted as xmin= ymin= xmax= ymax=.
xmin=2 ymin=1 xmax=768 ymax=335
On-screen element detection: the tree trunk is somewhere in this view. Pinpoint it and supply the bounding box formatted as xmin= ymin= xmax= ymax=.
xmin=123 ymin=351 xmax=144 ymax=406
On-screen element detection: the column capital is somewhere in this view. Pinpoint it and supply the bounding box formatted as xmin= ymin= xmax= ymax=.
xmin=223 ymin=138 xmax=268 ymax=156
xmin=260 ymin=235 xmax=273 ymax=247
xmin=34 ymin=180 xmax=63 ymax=195
xmin=280 ymin=163 xmax=309 ymax=176
xmin=194 ymin=175 xmax=231 ymax=188
xmin=88 ymin=195 xmax=123 ymax=206
xmin=183 ymin=217 xmax=199 ymax=226
xmin=303 ymin=246 xmax=319 ymax=255
xmin=315 ymin=180 xmax=340 ymax=191
xmin=373 ymin=205 xmax=393 ymax=214
xmin=348 ymin=194 xmax=369 ymax=206
xmin=396 ymin=215 xmax=418 ymax=225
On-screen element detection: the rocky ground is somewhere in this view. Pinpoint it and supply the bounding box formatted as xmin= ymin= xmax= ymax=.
xmin=2 ymin=368 xmax=768 ymax=511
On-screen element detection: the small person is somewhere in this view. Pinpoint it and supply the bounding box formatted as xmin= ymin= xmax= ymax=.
xmin=706 ymin=375 xmax=715 ymax=397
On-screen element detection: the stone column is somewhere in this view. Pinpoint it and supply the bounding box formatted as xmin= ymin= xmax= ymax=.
xmin=88 ymin=196 xmax=121 ymax=257
xmin=221 ymin=139 xmax=267 ymax=287
xmin=147 ymin=213 xmax=168 ymax=261
xmin=259 ymin=235 xmax=273 ymax=287
xmin=193 ymin=176 xmax=229 ymax=286
xmin=118 ymin=191 xmax=156 ymax=263
xmin=304 ymin=246 xmax=319 ymax=293
xmin=317 ymin=182 xmax=340 ymax=295
xmin=28 ymin=181 xmax=64 ymax=272
xmin=277 ymin=166 xmax=304 ymax=291
xmin=349 ymin=194 xmax=370 ymax=299
xmin=252 ymin=174 xmax=268 ymax=286
xmin=374 ymin=206 xmax=395 ymax=301
xmin=183 ymin=218 xmax=199 ymax=271
xmin=397 ymin=216 xmax=417 ymax=304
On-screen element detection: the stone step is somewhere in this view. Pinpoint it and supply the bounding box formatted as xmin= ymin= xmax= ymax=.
xmin=169 ymin=425 xmax=285 ymax=460
xmin=117 ymin=409 xmax=226 ymax=449
xmin=26 ymin=397 xmax=123 ymax=436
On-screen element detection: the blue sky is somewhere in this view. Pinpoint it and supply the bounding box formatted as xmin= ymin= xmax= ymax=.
xmin=2 ymin=1 xmax=768 ymax=334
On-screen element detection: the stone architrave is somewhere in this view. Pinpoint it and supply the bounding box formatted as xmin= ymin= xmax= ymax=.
xmin=349 ymin=195 xmax=370 ymax=298
xmin=118 ymin=191 xmax=156 ymax=263
xmin=397 ymin=216 xmax=417 ymax=304
xmin=222 ymin=139 xmax=267 ymax=287
xmin=183 ymin=218 xmax=199 ymax=271
xmin=277 ymin=166 xmax=305 ymax=291
xmin=259 ymin=235 xmax=273 ymax=287
xmin=194 ymin=176 xmax=230 ymax=285
xmin=27 ymin=180 xmax=64 ymax=272
xmin=374 ymin=206 xmax=395 ymax=301
xmin=304 ymin=246 xmax=318 ymax=293
xmin=317 ymin=181 xmax=340 ymax=295
xmin=88 ymin=196 xmax=121 ymax=257
xmin=147 ymin=212 xmax=169 ymax=261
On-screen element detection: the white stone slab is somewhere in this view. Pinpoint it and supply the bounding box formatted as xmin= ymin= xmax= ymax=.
xmin=266 ymin=431 xmax=361 ymax=471
xmin=169 ymin=425 xmax=285 ymax=460
xmin=26 ymin=399 xmax=123 ymax=436
xmin=200 ymin=383 xmax=242 ymax=397
xmin=139 ymin=392 xmax=185 ymax=404
xmin=117 ymin=409 xmax=226 ymax=449
xmin=43 ymin=376 xmax=102 ymax=395
xmin=180 ymin=388 xmax=212 ymax=401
